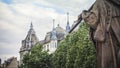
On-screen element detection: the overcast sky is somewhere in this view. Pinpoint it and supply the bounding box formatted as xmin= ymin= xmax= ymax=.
xmin=0 ymin=0 xmax=95 ymax=63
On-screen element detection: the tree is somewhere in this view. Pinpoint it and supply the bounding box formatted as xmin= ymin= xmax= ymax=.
xmin=23 ymin=44 xmax=52 ymax=68
xmin=53 ymin=22 xmax=97 ymax=68
xmin=52 ymin=37 xmax=68 ymax=68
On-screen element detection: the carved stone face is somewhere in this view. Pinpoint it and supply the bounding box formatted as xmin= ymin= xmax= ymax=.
xmin=82 ymin=11 xmax=98 ymax=29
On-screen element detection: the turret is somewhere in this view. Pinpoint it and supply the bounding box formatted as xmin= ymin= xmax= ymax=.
xmin=19 ymin=22 xmax=39 ymax=66
xmin=51 ymin=19 xmax=57 ymax=40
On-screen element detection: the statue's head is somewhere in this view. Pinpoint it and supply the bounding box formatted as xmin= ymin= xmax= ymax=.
xmin=82 ymin=10 xmax=98 ymax=29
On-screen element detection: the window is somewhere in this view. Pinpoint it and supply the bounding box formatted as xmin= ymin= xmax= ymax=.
xmin=27 ymin=45 xmax=29 ymax=48
xmin=55 ymin=43 xmax=57 ymax=48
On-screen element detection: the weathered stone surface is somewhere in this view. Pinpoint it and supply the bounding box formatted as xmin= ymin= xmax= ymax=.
xmin=79 ymin=0 xmax=120 ymax=68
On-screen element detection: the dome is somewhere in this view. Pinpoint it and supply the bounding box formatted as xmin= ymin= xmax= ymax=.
xmin=55 ymin=25 xmax=66 ymax=41
xmin=55 ymin=25 xmax=66 ymax=34
xmin=43 ymin=25 xmax=66 ymax=43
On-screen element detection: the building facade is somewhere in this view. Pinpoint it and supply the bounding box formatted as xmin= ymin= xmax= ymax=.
xmin=19 ymin=23 xmax=39 ymax=65
xmin=1 ymin=57 xmax=18 ymax=68
xmin=40 ymin=12 xmax=71 ymax=53
xmin=40 ymin=22 xmax=67 ymax=54
xmin=19 ymin=13 xmax=71 ymax=65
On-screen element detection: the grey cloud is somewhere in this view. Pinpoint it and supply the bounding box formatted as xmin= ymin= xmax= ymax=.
xmin=0 ymin=29 xmax=14 ymax=43
xmin=0 ymin=48 xmax=17 ymax=55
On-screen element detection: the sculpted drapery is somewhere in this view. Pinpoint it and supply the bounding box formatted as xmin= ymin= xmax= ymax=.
xmin=80 ymin=0 xmax=120 ymax=68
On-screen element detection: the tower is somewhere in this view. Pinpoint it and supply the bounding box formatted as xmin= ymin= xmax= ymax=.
xmin=66 ymin=12 xmax=70 ymax=33
xmin=19 ymin=22 xmax=39 ymax=66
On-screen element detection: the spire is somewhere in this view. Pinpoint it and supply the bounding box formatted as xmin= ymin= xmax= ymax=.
xmin=66 ymin=12 xmax=70 ymax=33
xmin=67 ymin=12 xmax=69 ymax=24
xmin=30 ymin=22 xmax=33 ymax=29
xmin=28 ymin=22 xmax=35 ymax=34
xmin=51 ymin=19 xmax=57 ymax=40
xmin=53 ymin=19 xmax=55 ymax=30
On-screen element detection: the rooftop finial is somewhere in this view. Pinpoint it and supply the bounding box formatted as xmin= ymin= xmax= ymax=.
xmin=67 ymin=12 xmax=69 ymax=24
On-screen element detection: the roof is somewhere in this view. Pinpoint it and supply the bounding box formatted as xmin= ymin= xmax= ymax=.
xmin=20 ymin=23 xmax=39 ymax=52
xmin=39 ymin=25 xmax=66 ymax=45
xmin=55 ymin=26 xmax=66 ymax=34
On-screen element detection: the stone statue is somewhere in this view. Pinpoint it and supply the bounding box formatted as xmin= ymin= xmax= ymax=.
xmin=79 ymin=0 xmax=120 ymax=68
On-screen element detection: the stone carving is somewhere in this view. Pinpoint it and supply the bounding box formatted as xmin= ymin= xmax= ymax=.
xmin=79 ymin=0 xmax=120 ymax=68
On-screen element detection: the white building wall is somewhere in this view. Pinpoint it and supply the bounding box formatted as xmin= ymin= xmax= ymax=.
xmin=42 ymin=40 xmax=57 ymax=54
xmin=49 ymin=40 xmax=57 ymax=54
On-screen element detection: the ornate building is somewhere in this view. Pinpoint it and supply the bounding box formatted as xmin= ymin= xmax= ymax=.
xmin=19 ymin=13 xmax=71 ymax=65
xmin=19 ymin=23 xmax=39 ymax=65
xmin=40 ymin=20 xmax=67 ymax=53
xmin=39 ymin=13 xmax=70 ymax=54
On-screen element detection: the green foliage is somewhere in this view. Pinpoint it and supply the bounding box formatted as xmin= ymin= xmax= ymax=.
xmin=23 ymin=44 xmax=52 ymax=68
xmin=52 ymin=38 xmax=68 ymax=68
xmin=53 ymin=22 xmax=97 ymax=68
